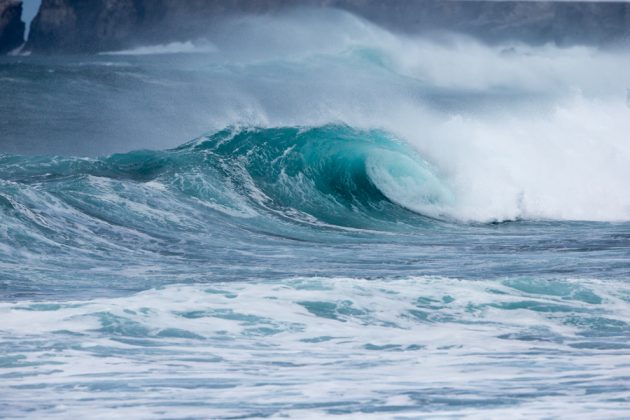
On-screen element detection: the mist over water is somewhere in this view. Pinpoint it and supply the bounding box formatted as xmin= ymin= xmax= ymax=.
xmin=3 ymin=10 xmax=630 ymax=222
xmin=1 ymin=9 xmax=630 ymax=419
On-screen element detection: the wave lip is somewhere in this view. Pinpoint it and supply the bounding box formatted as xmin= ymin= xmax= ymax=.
xmin=365 ymin=148 xmax=452 ymax=220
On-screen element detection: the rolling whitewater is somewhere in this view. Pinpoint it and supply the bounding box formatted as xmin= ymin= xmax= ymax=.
xmin=1 ymin=10 xmax=630 ymax=419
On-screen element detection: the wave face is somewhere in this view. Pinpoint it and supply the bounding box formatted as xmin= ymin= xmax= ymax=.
xmin=182 ymin=125 xmax=452 ymax=226
xmin=0 ymin=125 xmax=448 ymax=239
xmin=2 ymin=8 xmax=630 ymax=419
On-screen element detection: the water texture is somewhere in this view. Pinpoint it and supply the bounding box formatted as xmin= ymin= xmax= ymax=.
xmin=1 ymin=10 xmax=629 ymax=419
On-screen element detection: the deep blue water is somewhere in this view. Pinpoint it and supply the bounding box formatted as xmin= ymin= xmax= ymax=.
xmin=1 ymin=11 xmax=630 ymax=419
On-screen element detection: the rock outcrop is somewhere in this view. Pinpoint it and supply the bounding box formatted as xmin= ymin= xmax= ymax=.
xmin=27 ymin=0 xmax=301 ymax=53
xmin=0 ymin=0 xmax=24 ymax=54
xmin=27 ymin=0 xmax=138 ymax=53
xmin=26 ymin=0 xmax=630 ymax=54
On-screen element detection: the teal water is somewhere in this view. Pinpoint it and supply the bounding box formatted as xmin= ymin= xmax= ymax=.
xmin=1 ymin=11 xmax=630 ymax=419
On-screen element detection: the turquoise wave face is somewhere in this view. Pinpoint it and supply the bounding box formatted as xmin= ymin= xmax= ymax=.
xmin=0 ymin=124 xmax=458 ymax=298
xmin=0 ymin=125 xmax=452 ymax=235
xmin=182 ymin=125 xmax=453 ymax=228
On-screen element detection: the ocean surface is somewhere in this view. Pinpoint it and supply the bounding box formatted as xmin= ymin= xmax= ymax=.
xmin=1 ymin=10 xmax=630 ymax=419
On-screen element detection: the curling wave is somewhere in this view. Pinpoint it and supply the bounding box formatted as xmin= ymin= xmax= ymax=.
xmin=0 ymin=125 xmax=453 ymax=243
xmin=182 ymin=125 xmax=453 ymax=227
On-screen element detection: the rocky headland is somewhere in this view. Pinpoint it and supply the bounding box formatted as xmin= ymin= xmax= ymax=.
xmin=0 ymin=0 xmax=24 ymax=54
xmin=2 ymin=0 xmax=629 ymax=54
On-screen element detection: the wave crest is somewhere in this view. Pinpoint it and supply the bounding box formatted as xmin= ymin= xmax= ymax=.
xmin=183 ymin=124 xmax=452 ymax=227
xmin=0 ymin=125 xmax=455 ymax=241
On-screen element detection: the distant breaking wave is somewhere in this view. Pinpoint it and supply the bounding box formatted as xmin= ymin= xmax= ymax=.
xmin=100 ymin=40 xmax=218 ymax=56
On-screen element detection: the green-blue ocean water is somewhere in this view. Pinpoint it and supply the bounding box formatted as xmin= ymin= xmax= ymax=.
xmin=1 ymin=11 xmax=630 ymax=419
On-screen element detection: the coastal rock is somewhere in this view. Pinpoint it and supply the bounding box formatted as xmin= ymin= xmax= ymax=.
xmin=28 ymin=0 xmax=140 ymax=53
xmin=26 ymin=0 xmax=630 ymax=54
xmin=27 ymin=0 xmax=303 ymax=53
xmin=0 ymin=0 xmax=24 ymax=54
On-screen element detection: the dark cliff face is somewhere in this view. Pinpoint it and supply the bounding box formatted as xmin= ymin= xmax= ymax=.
xmin=27 ymin=0 xmax=305 ymax=53
xmin=28 ymin=0 xmax=141 ymax=53
xmin=0 ymin=0 xmax=25 ymax=54
xmin=26 ymin=0 xmax=630 ymax=54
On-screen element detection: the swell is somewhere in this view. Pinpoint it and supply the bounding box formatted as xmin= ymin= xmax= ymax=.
xmin=0 ymin=125 xmax=452 ymax=258
xmin=182 ymin=125 xmax=453 ymax=227
xmin=3 ymin=124 xmax=630 ymax=301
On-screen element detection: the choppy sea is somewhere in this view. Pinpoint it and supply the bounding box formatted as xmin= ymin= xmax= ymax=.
xmin=1 ymin=10 xmax=630 ymax=419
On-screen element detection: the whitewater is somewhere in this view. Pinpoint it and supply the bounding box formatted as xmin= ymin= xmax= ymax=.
xmin=1 ymin=9 xmax=630 ymax=419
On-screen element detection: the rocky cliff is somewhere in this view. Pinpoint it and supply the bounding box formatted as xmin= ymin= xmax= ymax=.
xmin=24 ymin=0 xmax=630 ymax=54
xmin=0 ymin=0 xmax=24 ymax=54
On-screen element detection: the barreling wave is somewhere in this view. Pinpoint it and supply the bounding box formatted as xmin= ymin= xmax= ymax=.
xmin=0 ymin=125 xmax=454 ymax=257
xmin=180 ymin=125 xmax=453 ymax=227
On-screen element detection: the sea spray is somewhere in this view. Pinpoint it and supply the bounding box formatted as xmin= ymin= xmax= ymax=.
xmin=1 ymin=9 xmax=630 ymax=419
